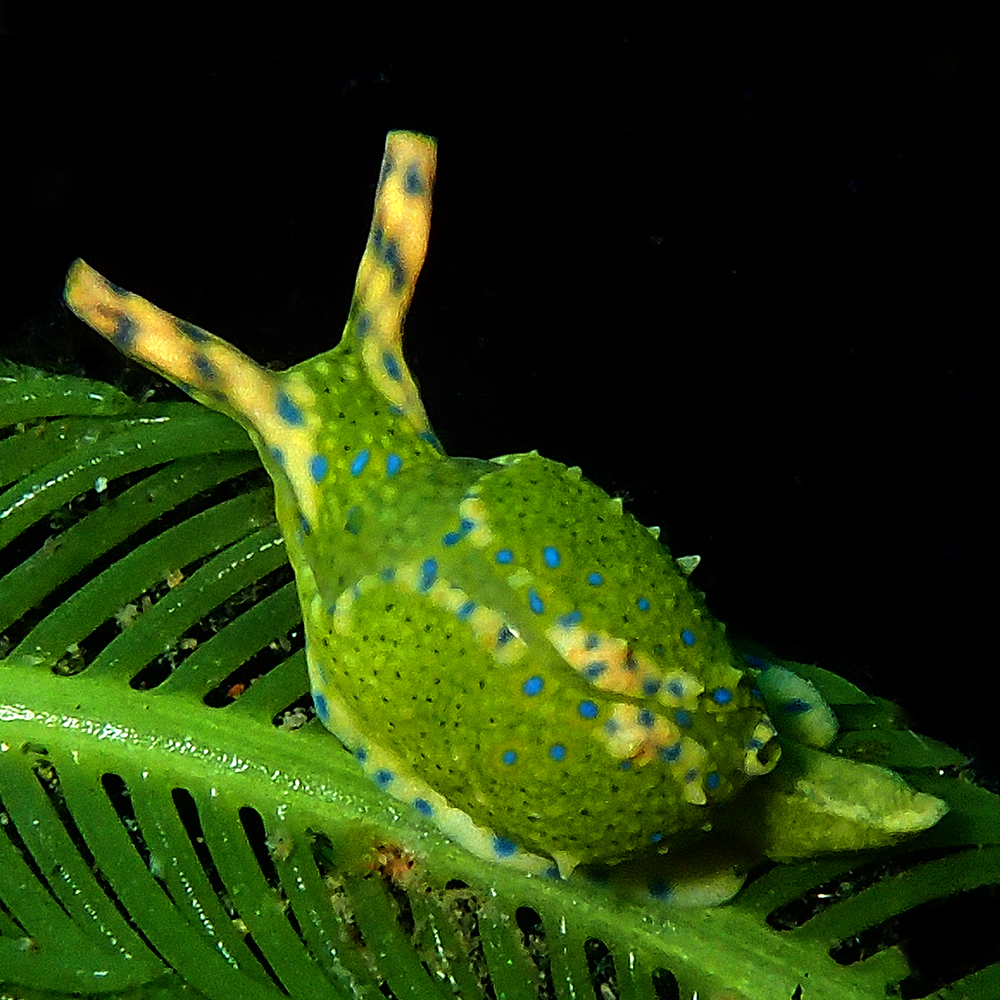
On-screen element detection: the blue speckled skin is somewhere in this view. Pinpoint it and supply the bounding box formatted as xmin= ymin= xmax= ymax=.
xmin=64 ymin=131 xmax=821 ymax=881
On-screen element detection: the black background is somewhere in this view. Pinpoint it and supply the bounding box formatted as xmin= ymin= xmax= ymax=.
xmin=3 ymin=16 xmax=995 ymax=783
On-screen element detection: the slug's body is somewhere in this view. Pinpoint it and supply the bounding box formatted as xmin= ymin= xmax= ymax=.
xmin=65 ymin=132 xmax=943 ymax=893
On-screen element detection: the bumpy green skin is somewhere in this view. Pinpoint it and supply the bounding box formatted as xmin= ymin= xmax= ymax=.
xmin=64 ymin=132 xmax=944 ymax=896
xmin=314 ymin=449 xmax=778 ymax=870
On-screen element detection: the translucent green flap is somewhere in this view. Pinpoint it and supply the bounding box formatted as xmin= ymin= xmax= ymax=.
xmin=1 ymin=361 xmax=998 ymax=1000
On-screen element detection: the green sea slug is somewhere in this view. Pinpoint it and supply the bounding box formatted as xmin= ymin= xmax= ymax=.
xmin=64 ymin=131 xmax=945 ymax=904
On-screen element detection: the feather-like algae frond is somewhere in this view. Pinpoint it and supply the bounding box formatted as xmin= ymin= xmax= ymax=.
xmin=1 ymin=360 xmax=998 ymax=1000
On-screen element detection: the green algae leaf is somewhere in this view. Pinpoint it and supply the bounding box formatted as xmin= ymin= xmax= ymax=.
xmin=1 ymin=362 xmax=998 ymax=1000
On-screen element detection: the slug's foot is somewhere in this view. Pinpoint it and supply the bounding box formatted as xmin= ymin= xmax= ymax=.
xmin=578 ymin=832 xmax=755 ymax=908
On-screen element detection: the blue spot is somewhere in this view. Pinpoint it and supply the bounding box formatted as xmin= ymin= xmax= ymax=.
xmin=299 ymin=514 xmax=311 ymax=537
xmin=355 ymin=312 xmax=371 ymax=338
xmin=751 ymin=686 xmax=763 ymax=701
xmin=418 ymin=558 xmax=437 ymax=592
xmin=712 ymin=688 xmax=733 ymax=706
xmin=442 ymin=521 xmax=473 ymax=546
xmin=345 ymin=506 xmax=362 ymax=535
xmin=312 ymin=691 xmax=329 ymax=724
xmin=643 ymin=678 xmax=661 ymax=696
xmin=579 ymin=700 xmax=599 ymax=719
xmin=276 ymin=391 xmax=304 ymax=426
xmin=502 ymin=749 xmax=517 ymax=765
xmin=111 ymin=315 xmax=137 ymax=349
xmin=413 ymin=798 xmax=433 ymax=817
xmin=584 ymin=661 xmax=607 ymax=680
xmin=419 ymin=430 xmax=442 ymax=451
xmin=456 ymin=601 xmax=476 ymax=620
xmin=706 ymin=772 xmax=721 ymax=791
xmin=638 ymin=709 xmax=655 ymax=728
xmin=404 ymin=164 xmax=424 ymax=195
xmin=543 ymin=546 xmax=561 ymax=568
xmin=681 ymin=629 xmax=696 ymax=647
xmin=351 ymin=449 xmax=370 ymax=476
xmin=354 ymin=748 xmax=368 ymax=764
xmin=667 ymin=681 xmax=684 ymax=698
xmin=493 ymin=837 xmax=517 ymax=858
xmin=650 ymin=831 xmax=664 ymax=844
xmin=637 ymin=597 xmax=650 ymax=611
xmin=383 ymin=351 xmax=402 ymax=381
xmin=675 ymin=710 xmax=692 ymax=728
xmin=309 ymin=454 xmax=328 ymax=482
xmin=496 ymin=625 xmax=516 ymax=647
xmin=269 ymin=446 xmax=285 ymax=467
xmin=193 ymin=354 xmax=216 ymax=381
xmin=744 ymin=653 xmax=770 ymax=670
xmin=495 ymin=548 xmax=514 ymax=564
xmin=782 ymin=699 xmax=812 ymax=715
xmin=386 ymin=453 xmax=402 ymax=475
xmin=587 ymin=571 xmax=604 ymax=586
xmin=684 ymin=768 xmax=699 ymax=784
xmin=380 ymin=567 xmax=396 ymax=581
xmin=523 ymin=675 xmax=544 ymax=696
xmin=747 ymin=737 xmax=763 ymax=750
xmin=604 ymin=719 xmax=620 ymax=735
xmin=528 ymin=589 xmax=544 ymax=614
xmin=648 ymin=880 xmax=672 ymax=901
xmin=374 ymin=769 xmax=394 ymax=788
xmin=549 ymin=744 xmax=566 ymax=762
xmin=584 ymin=633 xmax=600 ymax=651
xmin=380 ymin=240 xmax=406 ymax=293
xmin=558 ymin=610 xmax=583 ymax=627
xmin=177 ymin=320 xmax=209 ymax=344
xmin=619 ymin=760 xmax=632 ymax=770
